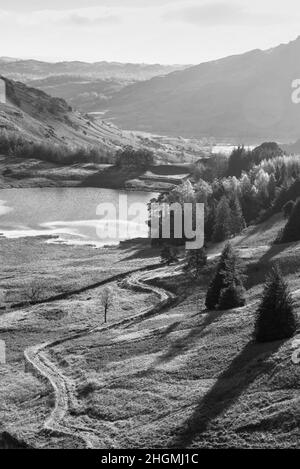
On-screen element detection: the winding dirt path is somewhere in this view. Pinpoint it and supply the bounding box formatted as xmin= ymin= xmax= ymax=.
xmin=24 ymin=265 xmax=177 ymax=448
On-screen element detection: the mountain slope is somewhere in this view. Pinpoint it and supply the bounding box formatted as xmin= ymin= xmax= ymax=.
xmin=0 ymin=76 xmax=137 ymax=152
xmin=105 ymin=36 xmax=300 ymax=142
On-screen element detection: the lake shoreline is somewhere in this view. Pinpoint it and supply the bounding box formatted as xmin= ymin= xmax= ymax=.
xmin=0 ymin=156 xmax=178 ymax=193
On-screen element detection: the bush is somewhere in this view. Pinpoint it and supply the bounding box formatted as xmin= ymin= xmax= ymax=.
xmin=254 ymin=266 xmax=297 ymax=342
xmin=160 ymin=245 xmax=179 ymax=265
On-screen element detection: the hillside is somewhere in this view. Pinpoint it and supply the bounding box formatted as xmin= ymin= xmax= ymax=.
xmin=0 ymin=76 xmax=136 ymax=152
xmin=104 ymin=36 xmax=300 ymax=142
xmin=0 ymin=213 xmax=299 ymax=448
xmin=0 ymin=77 xmax=211 ymax=189
xmin=26 ymin=76 xmax=127 ymax=113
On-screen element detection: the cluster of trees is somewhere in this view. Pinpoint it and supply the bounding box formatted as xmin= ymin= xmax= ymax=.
xmin=0 ymin=130 xmax=111 ymax=164
xmin=161 ymin=240 xmax=297 ymax=343
xmin=226 ymin=142 xmax=284 ymax=178
xmin=151 ymin=147 xmax=300 ymax=247
xmin=115 ymin=146 xmax=154 ymax=169
xmin=205 ymin=243 xmax=297 ymax=342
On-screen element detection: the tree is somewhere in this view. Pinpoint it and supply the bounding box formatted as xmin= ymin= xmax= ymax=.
xmin=212 ymin=196 xmax=232 ymax=242
xmin=267 ymin=173 xmax=277 ymax=205
xmin=25 ymin=280 xmax=45 ymax=303
xmin=229 ymin=195 xmax=246 ymax=235
xmin=101 ymin=287 xmax=113 ymax=323
xmin=279 ymin=198 xmax=300 ymax=243
xmin=205 ymin=243 xmax=245 ymax=310
xmin=254 ymin=266 xmax=297 ymax=342
xmin=184 ymin=247 xmax=207 ymax=280
xmin=282 ymin=200 xmax=295 ymax=219
xmin=227 ymin=146 xmax=249 ymax=177
xmin=160 ymin=245 xmax=179 ymax=265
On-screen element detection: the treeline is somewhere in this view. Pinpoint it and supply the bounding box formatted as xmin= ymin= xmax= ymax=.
xmin=115 ymin=146 xmax=154 ymax=169
xmin=0 ymin=130 xmax=112 ymax=165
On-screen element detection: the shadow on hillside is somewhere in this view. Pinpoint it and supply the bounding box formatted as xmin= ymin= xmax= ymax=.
xmin=152 ymin=310 xmax=224 ymax=368
xmin=246 ymin=242 xmax=297 ymax=290
xmin=234 ymin=214 xmax=282 ymax=247
xmin=170 ymin=339 xmax=283 ymax=448
xmin=81 ymin=166 xmax=144 ymax=188
xmin=117 ymin=238 xmax=160 ymax=261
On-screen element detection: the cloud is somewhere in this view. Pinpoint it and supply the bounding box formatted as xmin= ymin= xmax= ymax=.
xmin=5 ymin=0 xmax=179 ymax=12
xmin=62 ymin=13 xmax=121 ymax=27
xmin=163 ymin=2 xmax=280 ymax=26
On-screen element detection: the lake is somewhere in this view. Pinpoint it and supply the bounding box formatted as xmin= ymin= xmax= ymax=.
xmin=0 ymin=188 xmax=157 ymax=247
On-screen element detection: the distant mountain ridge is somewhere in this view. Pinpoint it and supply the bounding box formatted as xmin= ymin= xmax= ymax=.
xmin=102 ymin=36 xmax=300 ymax=143
xmin=0 ymin=58 xmax=188 ymax=81
xmin=0 ymin=59 xmax=189 ymax=114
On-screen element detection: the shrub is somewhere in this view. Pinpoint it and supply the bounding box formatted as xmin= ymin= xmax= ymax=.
xmin=254 ymin=266 xmax=297 ymax=342
xmin=160 ymin=245 xmax=179 ymax=265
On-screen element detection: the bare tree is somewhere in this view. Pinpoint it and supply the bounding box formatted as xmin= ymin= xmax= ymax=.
xmin=25 ymin=280 xmax=45 ymax=303
xmin=0 ymin=289 xmax=6 ymax=309
xmin=101 ymin=287 xmax=113 ymax=323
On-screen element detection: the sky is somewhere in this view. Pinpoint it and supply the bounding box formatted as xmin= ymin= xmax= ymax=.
xmin=1 ymin=0 xmax=300 ymax=64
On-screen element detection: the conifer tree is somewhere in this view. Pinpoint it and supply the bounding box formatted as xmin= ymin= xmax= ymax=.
xmin=184 ymin=247 xmax=207 ymax=280
xmin=230 ymin=195 xmax=246 ymax=235
xmin=254 ymin=266 xmax=297 ymax=342
xmin=279 ymin=198 xmax=300 ymax=243
xmin=212 ymin=196 xmax=232 ymax=242
xmin=205 ymin=243 xmax=245 ymax=310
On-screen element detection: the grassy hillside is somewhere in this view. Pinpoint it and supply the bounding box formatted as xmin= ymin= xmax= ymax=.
xmin=1 ymin=213 xmax=299 ymax=448
xmin=0 ymin=76 xmax=137 ymax=153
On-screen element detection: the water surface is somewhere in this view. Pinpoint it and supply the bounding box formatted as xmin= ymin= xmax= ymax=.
xmin=0 ymin=187 xmax=156 ymax=247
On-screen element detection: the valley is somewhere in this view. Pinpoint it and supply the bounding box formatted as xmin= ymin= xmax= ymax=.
xmin=1 ymin=32 xmax=300 ymax=452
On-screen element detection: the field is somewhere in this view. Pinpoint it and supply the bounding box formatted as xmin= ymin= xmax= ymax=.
xmin=0 ymin=214 xmax=299 ymax=448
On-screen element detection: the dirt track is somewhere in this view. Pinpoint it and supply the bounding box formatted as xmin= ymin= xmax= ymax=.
xmin=24 ymin=265 xmax=177 ymax=448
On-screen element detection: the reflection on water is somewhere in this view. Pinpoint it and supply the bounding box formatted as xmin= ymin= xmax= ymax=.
xmin=0 ymin=188 xmax=156 ymax=247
